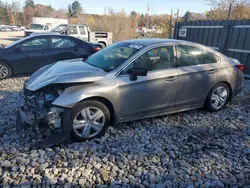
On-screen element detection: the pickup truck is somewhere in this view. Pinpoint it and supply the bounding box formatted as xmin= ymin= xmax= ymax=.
xmin=51 ymin=24 xmax=113 ymax=47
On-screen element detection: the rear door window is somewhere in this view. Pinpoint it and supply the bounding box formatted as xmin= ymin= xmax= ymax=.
xmin=177 ymin=45 xmax=203 ymax=67
xmin=52 ymin=37 xmax=77 ymax=48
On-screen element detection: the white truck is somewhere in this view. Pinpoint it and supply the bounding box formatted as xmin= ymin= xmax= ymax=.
xmin=25 ymin=17 xmax=68 ymax=36
xmin=51 ymin=24 xmax=113 ymax=47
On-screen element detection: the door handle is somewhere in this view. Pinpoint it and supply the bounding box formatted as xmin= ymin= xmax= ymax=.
xmin=208 ymin=69 xmax=217 ymax=74
xmin=73 ymin=49 xmax=80 ymax=52
xmin=41 ymin=51 xmax=48 ymax=54
xmin=166 ymin=76 xmax=177 ymax=82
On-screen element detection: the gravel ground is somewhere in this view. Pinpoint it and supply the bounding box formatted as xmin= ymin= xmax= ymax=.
xmin=1 ymin=77 xmax=250 ymax=187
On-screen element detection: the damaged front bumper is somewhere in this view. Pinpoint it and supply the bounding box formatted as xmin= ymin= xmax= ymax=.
xmin=16 ymin=105 xmax=65 ymax=129
xmin=19 ymin=106 xmax=34 ymax=125
xmin=16 ymin=86 xmax=73 ymax=148
xmin=16 ymin=106 xmax=72 ymax=148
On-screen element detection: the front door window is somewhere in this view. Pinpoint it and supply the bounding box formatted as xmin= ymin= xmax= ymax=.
xmin=122 ymin=46 xmax=175 ymax=75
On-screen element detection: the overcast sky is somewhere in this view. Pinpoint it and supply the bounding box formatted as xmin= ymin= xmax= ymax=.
xmin=17 ymin=0 xmax=211 ymax=16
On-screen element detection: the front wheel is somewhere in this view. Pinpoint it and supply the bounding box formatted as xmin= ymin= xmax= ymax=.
xmin=205 ymin=83 xmax=230 ymax=112
xmin=71 ymin=100 xmax=111 ymax=142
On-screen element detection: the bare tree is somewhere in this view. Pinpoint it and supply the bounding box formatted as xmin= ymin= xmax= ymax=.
xmin=79 ymin=8 xmax=139 ymax=40
xmin=206 ymin=0 xmax=250 ymax=20
xmin=51 ymin=8 xmax=67 ymax=19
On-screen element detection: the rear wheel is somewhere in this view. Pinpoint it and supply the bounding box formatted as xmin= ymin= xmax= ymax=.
xmin=0 ymin=62 xmax=12 ymax=80
xmin=71 ymin=100 xmax=111 ymax=142
xmin=205 ymin=83 xmax=230 ymax=112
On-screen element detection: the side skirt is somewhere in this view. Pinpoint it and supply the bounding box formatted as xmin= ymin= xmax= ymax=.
xmin=117 ymin=103 xmax=204 ymax=124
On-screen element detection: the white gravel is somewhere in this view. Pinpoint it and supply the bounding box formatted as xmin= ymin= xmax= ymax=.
xmin=1 ymin=77 xmax=250 ymax=187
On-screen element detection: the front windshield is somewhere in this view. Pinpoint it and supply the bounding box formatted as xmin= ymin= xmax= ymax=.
xmin=30 ymin=24 xmax=44 ymax=30
xmin=52 ymin=24 xmax=68 ymax=33
xmin=85 ymin=42 xmax=144 ymax=72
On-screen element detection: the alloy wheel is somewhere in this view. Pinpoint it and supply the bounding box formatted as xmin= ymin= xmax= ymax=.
xmin=0 ymin=64 xmax=8 ymax=79
xmin=73 ymin=107 xmax=105 ymax=139
xmin=211 ymin=86 xmax=228 ymax=110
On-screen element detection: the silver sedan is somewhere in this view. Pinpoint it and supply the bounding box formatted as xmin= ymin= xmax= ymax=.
xmin=19 ymin=39 xmax=244 ymax=142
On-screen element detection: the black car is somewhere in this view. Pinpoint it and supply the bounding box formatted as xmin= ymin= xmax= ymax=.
xmin=0 ymin=34 xmax=100 ymax=80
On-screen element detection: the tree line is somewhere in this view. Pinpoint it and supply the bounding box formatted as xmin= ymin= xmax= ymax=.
xmin=1 ymin=0 xmax=250 ymax=40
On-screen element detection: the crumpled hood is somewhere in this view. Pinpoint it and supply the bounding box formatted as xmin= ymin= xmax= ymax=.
xmin=26 ymin=59 xmax=107 ymax=91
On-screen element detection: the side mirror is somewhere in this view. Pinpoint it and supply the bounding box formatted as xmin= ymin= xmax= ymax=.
xmin=129 ymin=67 xmax=148 ymax=81
xmin=0 ymin=44 xmax=4 ymax=48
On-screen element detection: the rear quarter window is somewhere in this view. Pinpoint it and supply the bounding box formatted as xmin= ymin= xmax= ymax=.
xmin=203 ymin=51 xmax=220 ymax=64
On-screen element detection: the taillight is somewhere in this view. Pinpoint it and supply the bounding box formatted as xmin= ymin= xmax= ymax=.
xmin=236 ymin=64 xmax=245 ymax=72
xmin=95 ymin=47 xmax=101 ymax=52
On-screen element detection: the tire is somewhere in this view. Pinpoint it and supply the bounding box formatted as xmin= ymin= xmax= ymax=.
xmin=70 ymin=100 xmax=111 ymax=142
xmin=205 ymin=83 xmax=230 ymax=112
xmin=0 ymin=62 xmax=12 ymax=80
xmin=98 ymin=42 xmax=106 ymax=49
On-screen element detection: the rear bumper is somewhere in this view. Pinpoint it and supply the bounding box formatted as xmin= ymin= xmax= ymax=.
xmin=232 ymin=78 xmax=244 ymax=98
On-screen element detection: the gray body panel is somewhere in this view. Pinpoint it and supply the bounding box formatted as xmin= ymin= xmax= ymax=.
xmin=26 ymin=39 xmax=244 ymax=125
xmin=26 ymin=59 xmax=107 ymax=91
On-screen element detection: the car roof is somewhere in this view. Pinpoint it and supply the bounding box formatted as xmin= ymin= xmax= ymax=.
xmin=30 ymin=33 xmax=61 ymax=36
xmin=119 ymin=38 xmax=202 ymax=47
xmin=27 ymin=33 xmax=78 ymax=39
xmin=120 ymin=39 xmax=183 ymax=46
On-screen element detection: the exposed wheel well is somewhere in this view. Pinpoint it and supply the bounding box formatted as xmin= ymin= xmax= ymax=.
xmin=81 ymin=97 xmax=115 ymax=125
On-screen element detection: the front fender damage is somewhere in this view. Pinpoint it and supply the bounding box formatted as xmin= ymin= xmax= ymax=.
xmin=52 ymin=81 xmax=118 ymax=108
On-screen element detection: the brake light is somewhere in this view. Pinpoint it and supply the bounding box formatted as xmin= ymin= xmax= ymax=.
xmin=236 ymin=64 xmax=245 ymax=72
xmin=95 ymin=47 xmax=101 ymax=52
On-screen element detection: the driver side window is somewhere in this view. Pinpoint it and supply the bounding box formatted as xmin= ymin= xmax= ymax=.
xmin=122 ymin=46 xmax=174 ymax=75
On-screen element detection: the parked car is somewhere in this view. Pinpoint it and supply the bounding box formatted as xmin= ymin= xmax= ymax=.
xmin=16 ymin=39 xmax=244 ymax=142
xmin=0 ymin=26 xmax=11 ymax=32
xmin=20 ymin=26 xmax=26 ymax=31
xmin=0 ymin=34 xmax=100 ymax=79
xmin=10 ymin=26 xmax=20 ymax=31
